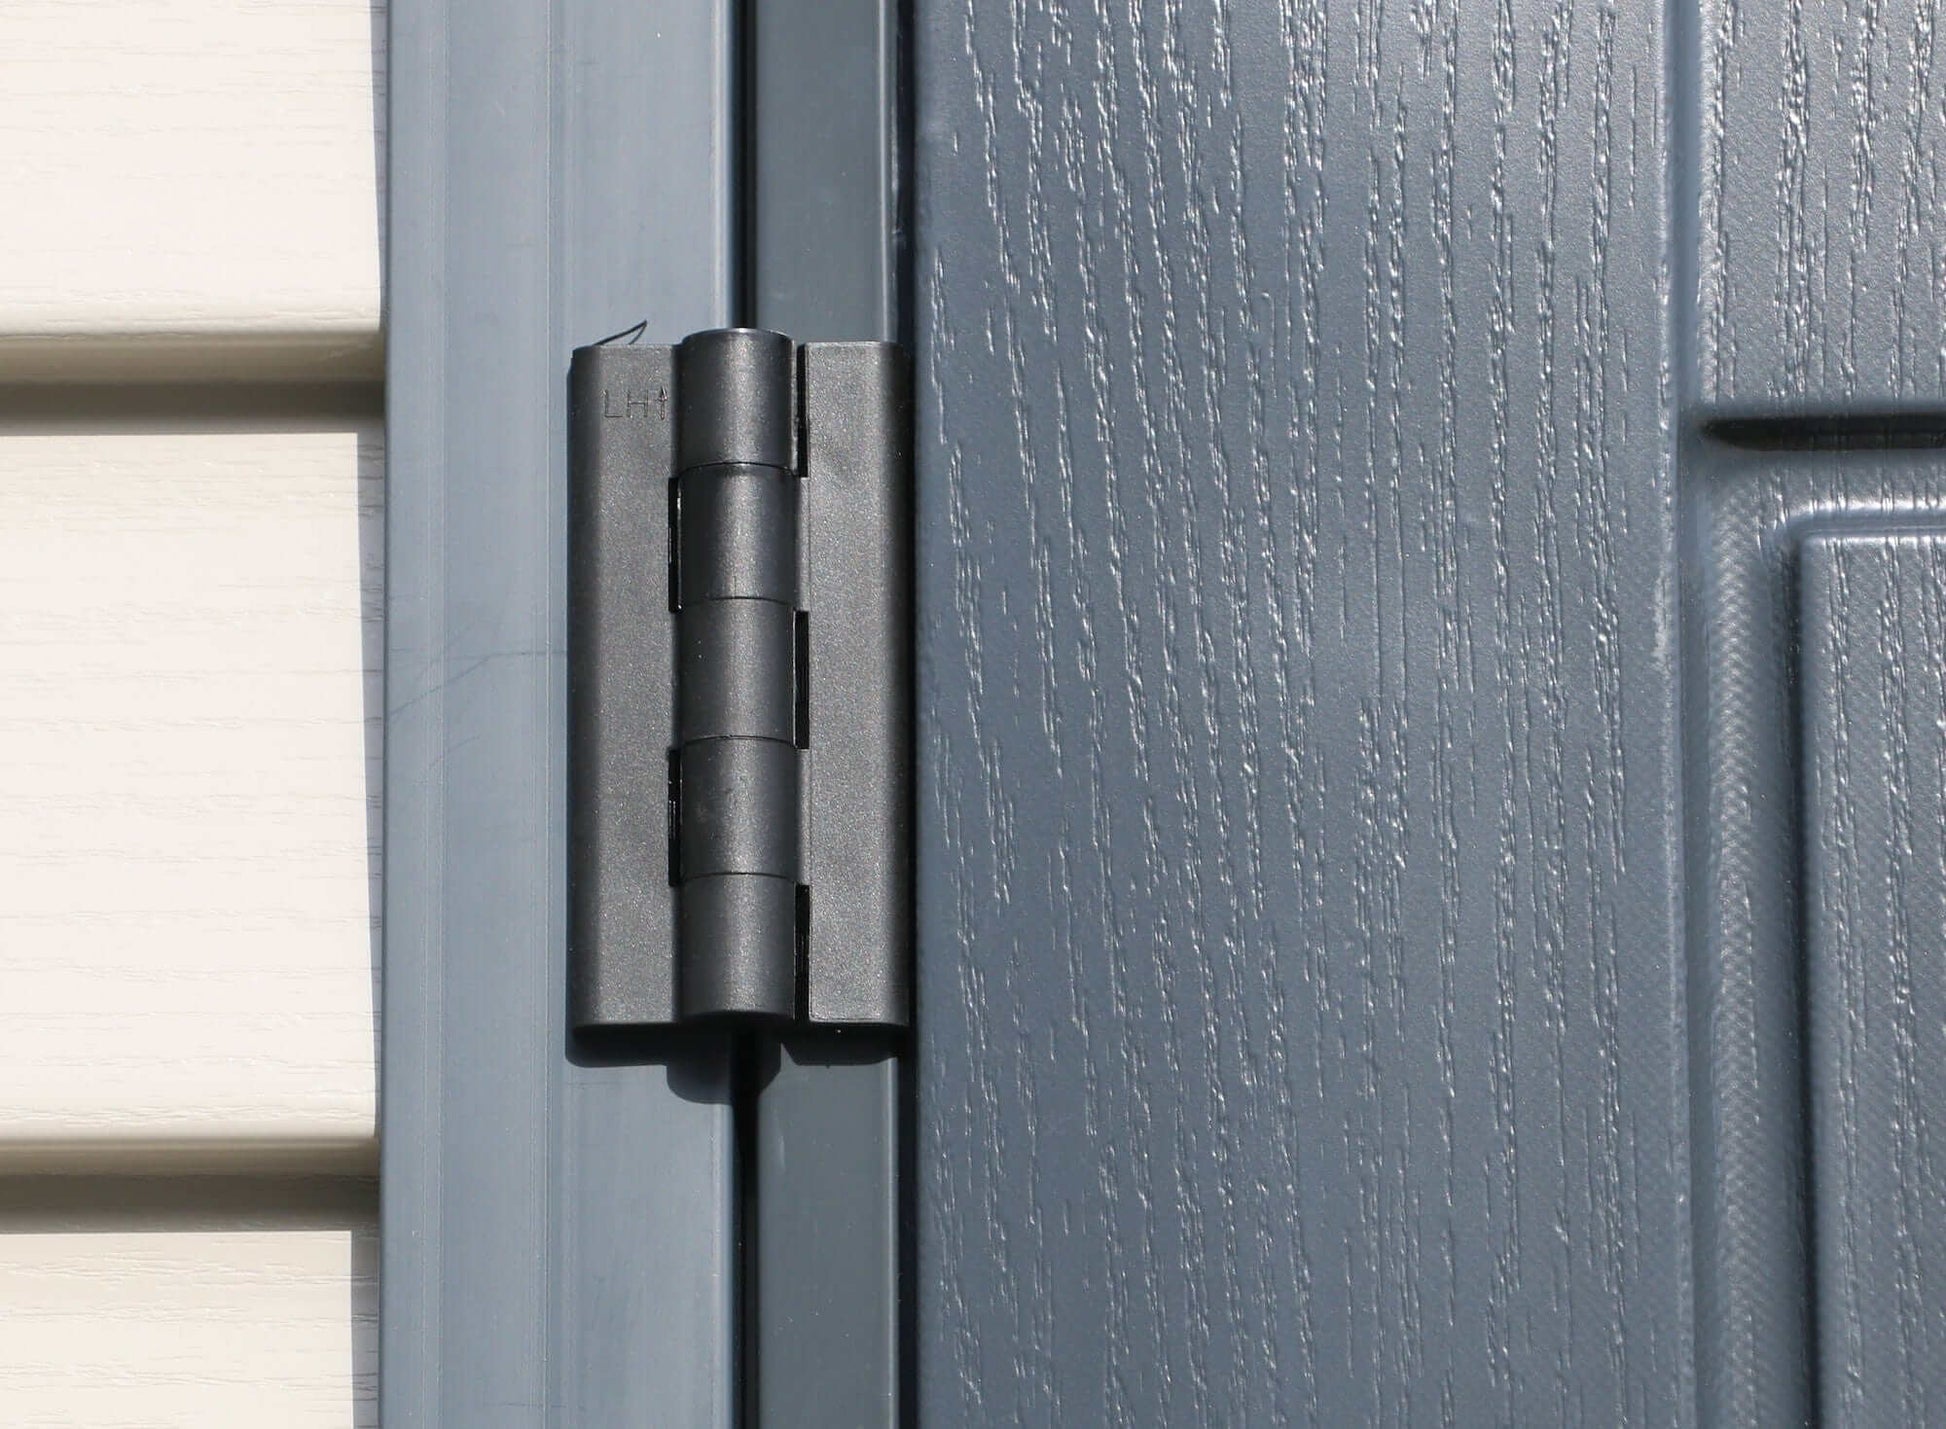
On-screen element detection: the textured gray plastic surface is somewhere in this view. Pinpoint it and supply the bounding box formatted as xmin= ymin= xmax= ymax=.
xmin=802 ymin=344 xmax=913 ymax=1029
xmin=678 ymin=467 xmax=798 ymax=605
xmin=568 ymin=345 xmax=680 ymax=1026
xmin=1802 ymin=531 xmax=1946 ymax=1427
xmin=909 ymin=0 xmax=1946 ymax=1421
xmin=1681 ymin=6 xmax=1946 ymax=1420
xmin=383 ymin=1 xmax=737 ymax=1423
xmin=678 ymin=329 xmax=796 ymax=469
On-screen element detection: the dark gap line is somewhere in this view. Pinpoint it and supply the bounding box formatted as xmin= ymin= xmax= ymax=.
xmin=667 ymin=748 xmax=684 ymax=888
xmin=0 ymin=379 xmax=385 ymax=429
xmin=794 ymin=609 xmax=811 ymax=750
xmin=733 ymin=0 xmax=758 ymax=331
xmin=794 ymin=884 xmax=812 ymax=1024
xmin=730 ymin=9 xmax=763 ymax=1425
xmin=734 ymin=1032 xmax=764 ymax=1429
xmin=0 ymin=1173 xmax=377 ymax=1231
xmin=1781 ymin=549 xmax=1825 ymax=1424
xmin=669 ymin=477 xmax=684 ymax=611
xmin=894 ymin=4 xmax=916 ymax=1421
xmin=1704 ymin=412 xmax=1946 ymax=452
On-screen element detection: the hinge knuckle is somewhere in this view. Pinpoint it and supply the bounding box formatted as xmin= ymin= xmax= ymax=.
xmin=569 ymin=328 xmax=911 ymax=1033
xmin=676 ymin=329 xmax=795 ymax=470
xmin=676 ymin=467 xmax=796 ymax=606
xmin=677 ymin=601 xmax=797 ymax=744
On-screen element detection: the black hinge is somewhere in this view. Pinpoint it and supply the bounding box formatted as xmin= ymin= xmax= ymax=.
xmin=568 ymin=328 xmax=912 ymax=1029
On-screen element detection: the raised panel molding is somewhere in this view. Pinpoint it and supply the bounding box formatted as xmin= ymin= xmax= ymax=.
xmin=1688 ymin=441 xmax=1946 ymax=1422
xmin=1802 ymin=530 xmax=1946 ymax=1426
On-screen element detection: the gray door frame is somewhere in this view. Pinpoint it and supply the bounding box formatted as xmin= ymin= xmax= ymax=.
xmin=382 ymin=1 xmax=910 ymax=1422
xmin=382 ymin=3 xmax=739 ymax=1423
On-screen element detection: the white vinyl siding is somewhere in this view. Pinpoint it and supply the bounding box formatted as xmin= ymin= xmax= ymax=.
xmin=0 ymin=0 xmax=383 ymax=380
xmin=0 ymin=425 xmax=380 ymax=1167
xmin=0 ymin=2 xmax=384 ymax=1421
xmin=0 ymin=1179 xmax=376 ymax=1428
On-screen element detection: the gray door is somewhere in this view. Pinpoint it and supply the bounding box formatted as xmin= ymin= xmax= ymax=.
xmin=910 ymin=0 xmax=1946 ymax=1424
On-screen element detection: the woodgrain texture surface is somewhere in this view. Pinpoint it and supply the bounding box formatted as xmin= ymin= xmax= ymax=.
xmin=1698 ymin=0 xmax=1946 ymax=409
xmin=0 ymin=0 xmax=384 ymax=380
xmin=1802 ymin=531 xmax=1946 ymax=1428
xmin=0 ymin=418 xmax=381 ymax=1169
xmin=0 ymin=1177 xmax=375 ymax=1427
xmin=913 ymin=0 xmax=1688 ymax=1421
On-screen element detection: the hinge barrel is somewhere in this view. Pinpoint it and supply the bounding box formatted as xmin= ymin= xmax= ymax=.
xmin=673 ymin=330 xmax=801 ymax=1020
